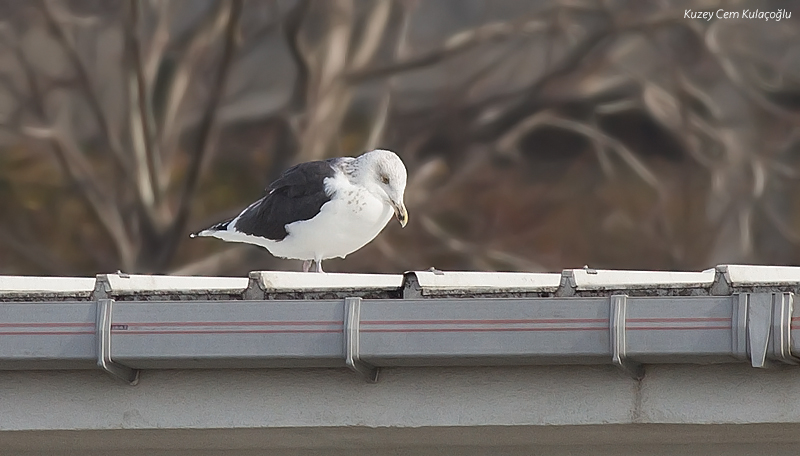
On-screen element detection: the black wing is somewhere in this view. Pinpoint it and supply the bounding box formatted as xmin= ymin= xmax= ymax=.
xmin=233 ymin=160 xmax=337 ymax=240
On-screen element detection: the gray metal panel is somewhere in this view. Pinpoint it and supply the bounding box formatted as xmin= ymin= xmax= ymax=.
xmin=110 ymin=300 xmax=345 ymax=369
xmin=359 ymin=298 xmax=611 ymax=366
xmin=0 ymin=301 xmax=97 ymax=369
xmin=625 ymin=296 xmax=736 ymax=363
xmin=0 ymin=284 xmax=798 ymax=375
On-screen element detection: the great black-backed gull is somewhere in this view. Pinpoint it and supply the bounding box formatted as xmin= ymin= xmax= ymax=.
xmin=191 ymin=149 xmax=408 ymax=272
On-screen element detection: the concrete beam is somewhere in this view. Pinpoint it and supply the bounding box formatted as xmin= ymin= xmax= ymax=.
xmin=3 ymin=364 xmax=800 ymax=454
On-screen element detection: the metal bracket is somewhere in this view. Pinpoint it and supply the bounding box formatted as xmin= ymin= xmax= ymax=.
xmin=96 ymin=299 xmax=139 ymax=385
xmin=741 ymin=292 xmax=798 ymax=368
xmin=343 ymin=297 xmax=379 ymax=383
xmin=731 ymin=293 xmax=749 ymax=360
xmin=771 ymin=292 xmax=797 ymax=365
xmin=746 ymin=292 xmax=772 ymax=368
xmin=609 ymin=295 xmax=644 ymax=380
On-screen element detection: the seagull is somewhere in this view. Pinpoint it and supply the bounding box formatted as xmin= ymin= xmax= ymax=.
xmin=191 ymin=149 xmax=408 ymax=272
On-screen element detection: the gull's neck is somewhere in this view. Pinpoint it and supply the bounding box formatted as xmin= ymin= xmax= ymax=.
xmin=337 ymin=156 xmax=365 ymax=181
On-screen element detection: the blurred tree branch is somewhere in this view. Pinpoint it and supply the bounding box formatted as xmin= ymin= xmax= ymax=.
xmin=38 ymin=0 xmax=131 ymax=177
xmin=1 ymin=0 xmax=800 ymax=275
xmin=347 ymin=16 xmax=547 ymax=83
xmin=160 ymin=0 xmax=243 ymax=268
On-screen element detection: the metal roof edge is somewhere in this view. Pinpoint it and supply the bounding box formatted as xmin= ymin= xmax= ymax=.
xmin=403 ymin=270 xmax=562 ymax=297
xmin=250 ymin=271 xmax=404 ymax=292
xmin=566 ymin=268 xmax=717 ymax=291
xmin=717 ymin=265 xmax=800 ymax=287
xmin=0 ymin=275 xmax=96 ymax=296
xmin=94 ymin=273 xmax=249 ymax=297
xmin=4 ymin=264 xmax=800 ymax=302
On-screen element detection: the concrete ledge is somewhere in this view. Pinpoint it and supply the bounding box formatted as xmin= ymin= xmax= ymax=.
xmin=4 ymin=364 xmax=800 ymax=454
xmin=0 ymin=276 xmax=96 ymax=300
xmin=250 ymin=271 xmax=403 ymax=291
xmin=96 ymin=273 xmax=249 ymax=297
xmin=568 ymin=269 xmax=716 ymax=290
xmin=4 ymin=364 xmax=800 ymax=430
xmin=406 ymin=270 xmax=561 ymax=296
xmin=720 ymin=264 xmax=800 ymax=287
xmin=3 ymin=424 xmax=800 ymax=456
xmin=4 ymin=265 xmax=800 ymax=302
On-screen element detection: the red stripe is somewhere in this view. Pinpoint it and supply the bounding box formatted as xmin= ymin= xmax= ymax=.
xmin=0 ymin=318 xmax=732 ymax=329
xmin=363 ymin=325 xmax=730 ymax=333
xmin=628 ymin=326 xmax=729 ymax=331
xmin=0 ymin=322 xmax=93 ymax=328
xmin=362 ymin=327 xmax=607 ymax=333
xmin=112 ymin=329 xmax=341 ymax=335
xmin=627 ymin=317 xmax=730 ymax=323
xmin=362 ymin=317 xmax=730 ymax=326
xmin=362 ymin=318 xmax=606 ymax=325
xmin=119 ymin=320 xmax=342 ymax=328
xmin=0 ymin=327 xmax=733 ymax=335
xmin=0 ymin=331 xmax=95 ymax=336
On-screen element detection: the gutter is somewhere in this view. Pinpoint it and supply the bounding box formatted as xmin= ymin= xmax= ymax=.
xmin=1 ymin=265 xmax=799 ymax=384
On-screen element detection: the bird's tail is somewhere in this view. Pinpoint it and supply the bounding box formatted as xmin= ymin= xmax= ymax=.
xmin=190 ymin=219 xmax=233 ymax=238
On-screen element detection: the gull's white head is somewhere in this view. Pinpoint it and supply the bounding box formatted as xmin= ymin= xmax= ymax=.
xmin=354 ymin=149 xmax=408 ymax=227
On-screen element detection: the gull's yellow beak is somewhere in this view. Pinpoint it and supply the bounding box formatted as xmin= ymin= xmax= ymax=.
xmin=393 ymin=201 xmax=408 ymax=227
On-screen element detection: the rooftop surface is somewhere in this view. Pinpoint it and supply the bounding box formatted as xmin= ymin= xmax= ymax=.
xmin=3 ymin=264 xmax=800 ymax=300
xmin=4 ymin=265 xmax=800 ymax=455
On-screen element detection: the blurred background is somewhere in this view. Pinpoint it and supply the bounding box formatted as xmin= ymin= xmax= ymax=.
xmin=0 ymin=0 xmax=799 ymax=276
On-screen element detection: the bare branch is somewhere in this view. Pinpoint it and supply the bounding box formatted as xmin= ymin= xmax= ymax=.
xmin=365 ymin=1 xmax=411 ymax=150
xmin=12 ymin=43 xmax=135 ymax=268
xmin=23 ymin=126 xmax=135 ymax=268
xmin=705 ymin=22 xmax=800 ymax=126
xmin=296 ymin=0 xmax=355 ymax=161
xmin=498 ymin=112 xmax=665 ymax=194
xmin=160 ymin=0 xmax=243 ymax=267
xmin=281 ymin=0 xmax=311 ymax=113
xmin=143 ymin=0 xmax=171 ymax=87
xmin=349 ymin=0 xmax=392 ymax=70
xmin=473 ymin=26 xmax=614 ymax=135
xmin=125 ymin=0 xmax=161 ymax=209
xmin=38 ymin=0 xmax=132 ymax=176
xmin=42 ymin=0 xmax=100 ymax=27
xmin=347 ymin=17 xmax=546 ymax=83
xmin=159 ymin=1 xmax=235 ymax=177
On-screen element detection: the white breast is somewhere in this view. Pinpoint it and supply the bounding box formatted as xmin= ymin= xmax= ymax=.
xmin=264 ymin=175 xmax=393 ymax=261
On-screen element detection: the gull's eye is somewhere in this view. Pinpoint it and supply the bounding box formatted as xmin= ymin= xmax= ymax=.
xmin=381 ymin=174 xmax=390 ymax=185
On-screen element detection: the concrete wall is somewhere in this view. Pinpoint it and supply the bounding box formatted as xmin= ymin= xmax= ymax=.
xmin=3 ymin=364 xmax=800 ymax=455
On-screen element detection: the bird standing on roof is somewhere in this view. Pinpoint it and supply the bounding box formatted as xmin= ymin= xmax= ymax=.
xmin=191 ymin=149 xmax=409 ymax=272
